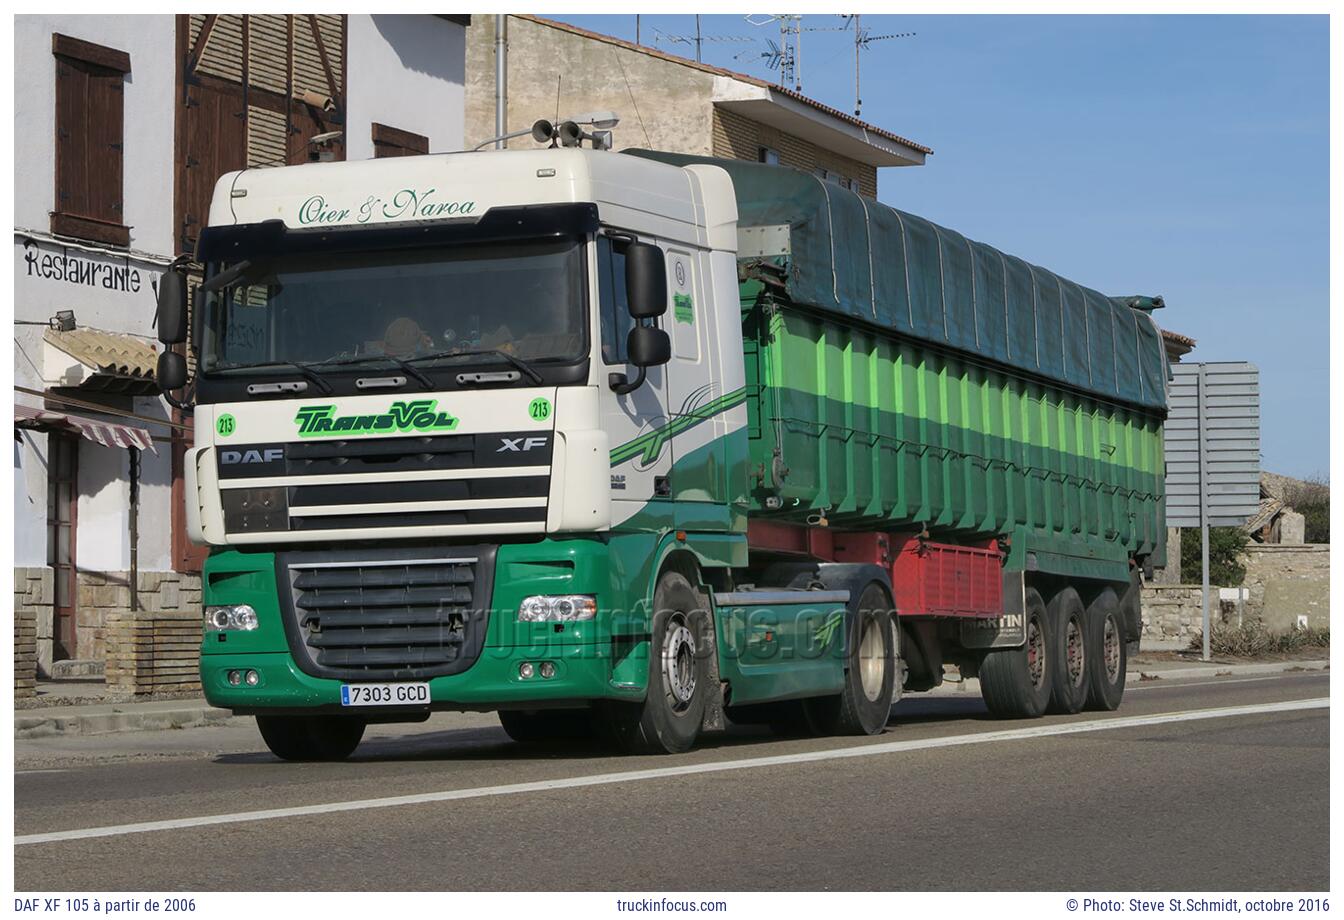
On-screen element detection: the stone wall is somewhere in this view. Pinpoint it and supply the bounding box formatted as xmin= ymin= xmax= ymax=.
xmin=14 ymin=567 xmax=53 ymax=684
xmin=1141 ymin=543 xmax=1330 ymax=644
xmin=53 ymin=569 xmax=202 ymax=663
xmin=1242 ymin=544 xmax=1329 ymax=631
xmin=105 ymin=609 xmax=204 ymax=696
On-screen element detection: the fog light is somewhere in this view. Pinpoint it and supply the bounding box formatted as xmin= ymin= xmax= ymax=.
xmin=539 ymin=661 xmax=556 ymax=679
xmin=245 ymin=669 xmax=260 ymax=686
xmin=227 ymin=670 xmax=242 ymax=686
xmin=518 ymin=662 xmax=535 ymax=680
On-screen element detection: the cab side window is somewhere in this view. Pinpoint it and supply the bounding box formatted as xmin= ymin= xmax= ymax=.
xmin=597 ymin=235 xmax=633 ymax=365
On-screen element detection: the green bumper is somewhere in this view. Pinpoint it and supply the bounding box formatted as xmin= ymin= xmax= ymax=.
xmin=201 ymin=537 xmax=651 ymax=716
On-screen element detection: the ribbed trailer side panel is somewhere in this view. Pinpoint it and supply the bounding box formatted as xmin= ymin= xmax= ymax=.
xmin=744 ymin=294 xmax=1166 ymax=578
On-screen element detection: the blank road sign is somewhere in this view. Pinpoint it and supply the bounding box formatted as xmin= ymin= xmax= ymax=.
xmin=1164 ymin=362 xmax=1260 ymax=528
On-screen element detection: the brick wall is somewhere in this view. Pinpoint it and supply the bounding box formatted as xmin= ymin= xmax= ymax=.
xmin=13 ymin=567 xmax=52 ymax=690
xmin=712 ymin=107 xmax=878 ymax=199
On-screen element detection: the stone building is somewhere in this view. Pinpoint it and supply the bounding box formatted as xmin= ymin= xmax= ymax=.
xmin=464 ymin=15 xmax=930 ymax=199
xmin=13 ymin=14 xmax=469 ymax=693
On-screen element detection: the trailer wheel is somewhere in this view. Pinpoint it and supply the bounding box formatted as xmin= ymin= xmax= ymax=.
xmin=1047 ymin=587 xmax=1090 ymax=714
xmin=979 ymin=588 xmax=1052 ymax=718
xmin=599 ymin=570 xmax=711 ymax=754
xmin=1083 ymin=589 xmax=1127 ymax=711
xmin=803 ymin=583 xmax=895 ymax=736
xmin=498 ymin=709 xmax=595 ymax=744
xmin=256 ymin=715 xmax=365 ymax=762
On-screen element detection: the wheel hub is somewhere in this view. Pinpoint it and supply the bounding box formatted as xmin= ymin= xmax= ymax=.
xmin=858 ymin=614 xmax=886 ymax=701
xmin=1103 ymin=617 xmax=1121 ymax=683
xmin=1066 ymin=618 xmax=1086 ymax=687
xmin=662 ymin=617 xmax=697 ymax=708
xmin=1026 ymin=618 xmax=1045 ymax=689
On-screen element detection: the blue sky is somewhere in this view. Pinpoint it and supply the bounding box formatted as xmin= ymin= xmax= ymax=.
xmin=559 ymin=14 xmax=1330 ymax=479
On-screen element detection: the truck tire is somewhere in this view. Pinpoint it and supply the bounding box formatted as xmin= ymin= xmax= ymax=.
xmin=498 ymin=709 xmax=595 ymax=744
xmin=803 ymin=582 xmax=895 ymax=736
xmin=598 ymin=570 xmax=711 ymax=754
xmin=1047 ymin=587 xmax=1090 ymax=714
xmin=980 ymin=588 xmax=1052 ymax=718
xmin=256 ymin=715 xmax=365 ymax=762
xmin=1083 ymin=589 xmax=1127 ymax=711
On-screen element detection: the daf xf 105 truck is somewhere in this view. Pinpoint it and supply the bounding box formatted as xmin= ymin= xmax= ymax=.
xmin=154 ymin=130 xmax=1168 ymax=760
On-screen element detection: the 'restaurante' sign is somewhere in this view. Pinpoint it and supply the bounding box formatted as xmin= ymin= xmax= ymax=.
xmin=297 ymin=188 xmax=476 ymax=226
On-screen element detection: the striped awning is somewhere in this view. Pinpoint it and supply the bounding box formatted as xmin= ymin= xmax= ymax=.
xmin=14 ymin=404 xmax=157 ymax=453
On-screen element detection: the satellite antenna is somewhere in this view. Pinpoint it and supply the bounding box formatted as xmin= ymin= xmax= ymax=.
xmin=844 ymin=14 xmax=915 ymax=117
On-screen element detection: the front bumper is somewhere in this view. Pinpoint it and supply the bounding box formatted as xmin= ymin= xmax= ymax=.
xmin=200 ymin=537 xmax=649 ymax=716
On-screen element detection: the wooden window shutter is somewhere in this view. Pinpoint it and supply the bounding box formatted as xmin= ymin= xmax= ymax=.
xmin=52 ymin=34 xmax=130 ymax=247
xmin=372 ymin=123 xmax=428 ymax=158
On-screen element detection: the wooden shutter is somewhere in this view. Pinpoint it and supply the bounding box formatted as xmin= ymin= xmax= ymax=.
xmin=372 ymin=123 xmax=429 ymax=158
xmin=52 ymin=34 xmax=130 ymax=246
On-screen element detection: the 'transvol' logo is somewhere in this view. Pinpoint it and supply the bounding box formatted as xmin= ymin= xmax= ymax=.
xmin=294 ymin=400 xmax=459 ymax=438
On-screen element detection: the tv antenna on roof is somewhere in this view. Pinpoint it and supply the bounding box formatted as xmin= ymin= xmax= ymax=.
xmin=843 ymin=14 xmax=915 ymax=117
xmin=742 ymin=14 xmax=804 ymax=91
xmin=650 ymin=19 xmax=752 ymax=63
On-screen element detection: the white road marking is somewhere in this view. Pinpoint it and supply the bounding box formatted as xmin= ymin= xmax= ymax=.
xmin=15 ymin=769 xmax=70 ymax=775
xmin=16 ymin=697 xmax=1327 ymax=847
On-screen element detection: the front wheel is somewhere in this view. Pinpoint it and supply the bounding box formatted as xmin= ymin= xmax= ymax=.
xmin=599 ymin=570 xmax=711 ymax=754
xmin=256 ymin=715 xmax=366 ymax=762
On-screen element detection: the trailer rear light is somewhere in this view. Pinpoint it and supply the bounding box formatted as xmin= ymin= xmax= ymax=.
xmin=206 ymin=605 xmax=258 ymax=631
xmin=517 ymin=595 xmax=597 ymax=622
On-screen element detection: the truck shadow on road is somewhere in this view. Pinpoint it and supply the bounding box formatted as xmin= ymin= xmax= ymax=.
xmin=212 ymin=696 xmax=993 ymax=766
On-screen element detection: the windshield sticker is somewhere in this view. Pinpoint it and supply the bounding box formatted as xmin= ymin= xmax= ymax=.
xmin=297 ymin=189 xmax=476 ymax=227
xmin=294 ymin=400 xmax=459 ymax=438
xmin=673 ymin=293 xmax=694 ymax=325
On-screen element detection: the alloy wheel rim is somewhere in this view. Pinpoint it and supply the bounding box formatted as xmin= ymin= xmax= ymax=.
xmin=858 ymin=613 xmax=886 ymax=701
xmin=662 ymin=616 xmax=696 ymax=709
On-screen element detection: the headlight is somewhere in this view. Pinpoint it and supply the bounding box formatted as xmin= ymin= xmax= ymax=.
xmin=517 ymin=594 xmax=597 ymax=622
xmin=205 ymin=604 xmax=259 ymax=631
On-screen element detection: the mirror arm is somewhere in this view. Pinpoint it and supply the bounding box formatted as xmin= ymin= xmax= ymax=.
xmin=608 ymin=365 xmax=647 ymax=396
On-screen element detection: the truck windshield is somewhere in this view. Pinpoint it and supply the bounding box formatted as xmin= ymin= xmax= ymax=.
xmin=199 ymin=238 xmax=586 ymax=376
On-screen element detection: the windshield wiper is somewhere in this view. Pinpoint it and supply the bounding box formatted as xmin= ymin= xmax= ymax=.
xmin=311 ymin=354 xmax=436 ymax=391
xmin=232 ymin=361 xmax=334 ymax=395
xmin=403 ymin=348 xmax=545 ymax=385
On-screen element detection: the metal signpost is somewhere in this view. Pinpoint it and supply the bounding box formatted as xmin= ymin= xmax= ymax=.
xmin=1163 ymin=362 xmax=1261 ymax=660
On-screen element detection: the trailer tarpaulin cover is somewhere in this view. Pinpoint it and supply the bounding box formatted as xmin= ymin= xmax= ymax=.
xmin=628 ymin=150 xmax=1169 ymax=412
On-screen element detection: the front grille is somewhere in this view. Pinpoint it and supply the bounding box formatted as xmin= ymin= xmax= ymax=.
xmin=276 ymin=545 xmax=496 ymax=681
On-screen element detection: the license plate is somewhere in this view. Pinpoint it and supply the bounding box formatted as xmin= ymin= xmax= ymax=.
xmin=340 ymin=682 xmax=430 ymax=707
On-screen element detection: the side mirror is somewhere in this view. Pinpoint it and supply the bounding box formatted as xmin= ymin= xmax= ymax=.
xmin=156 ymin=269 xmax=188 ymax=344
xmin=627 ymin=325 xmax=670 ymax=368
xmin=157 ymin=350 xmax=187 ymax=392
xmin=624 ymin=243 xmax=667 ymax=319
xmin=608 ymin=326 xmax=670 ymax=396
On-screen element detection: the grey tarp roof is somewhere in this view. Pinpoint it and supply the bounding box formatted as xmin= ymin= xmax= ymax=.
xmin=627 ymin=150 xmax=1169 ymax=412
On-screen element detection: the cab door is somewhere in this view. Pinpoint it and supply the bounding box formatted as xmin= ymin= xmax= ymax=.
xmin=597 ymin=235 xmax=673 ymax=529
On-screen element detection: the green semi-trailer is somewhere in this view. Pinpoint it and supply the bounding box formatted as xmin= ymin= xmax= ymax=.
xmin=157 ymin=137 xmax=1167 ymax=760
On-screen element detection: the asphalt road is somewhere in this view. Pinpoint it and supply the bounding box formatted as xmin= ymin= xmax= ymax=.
xmin=14 ymin=671 xmax=1329 ymax=891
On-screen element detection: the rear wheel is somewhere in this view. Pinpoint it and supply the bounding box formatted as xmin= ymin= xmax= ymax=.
xmin=803 ymin=583 xmax=895 ymax=736
xmin=980 ymin=588 xmax=1052 ymax=718
xmin=1084 ymin=589 xmax=1127 ymax=711
xmin=498 ymin=709 xmax=595 ymax=744
xmin=599 ymin=570 xmax=711 ymax=754
xmin=1047 ymin=587 xmax=1090 ymax=714
xmin=256 ymin=715 xmax=366 ymax=762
